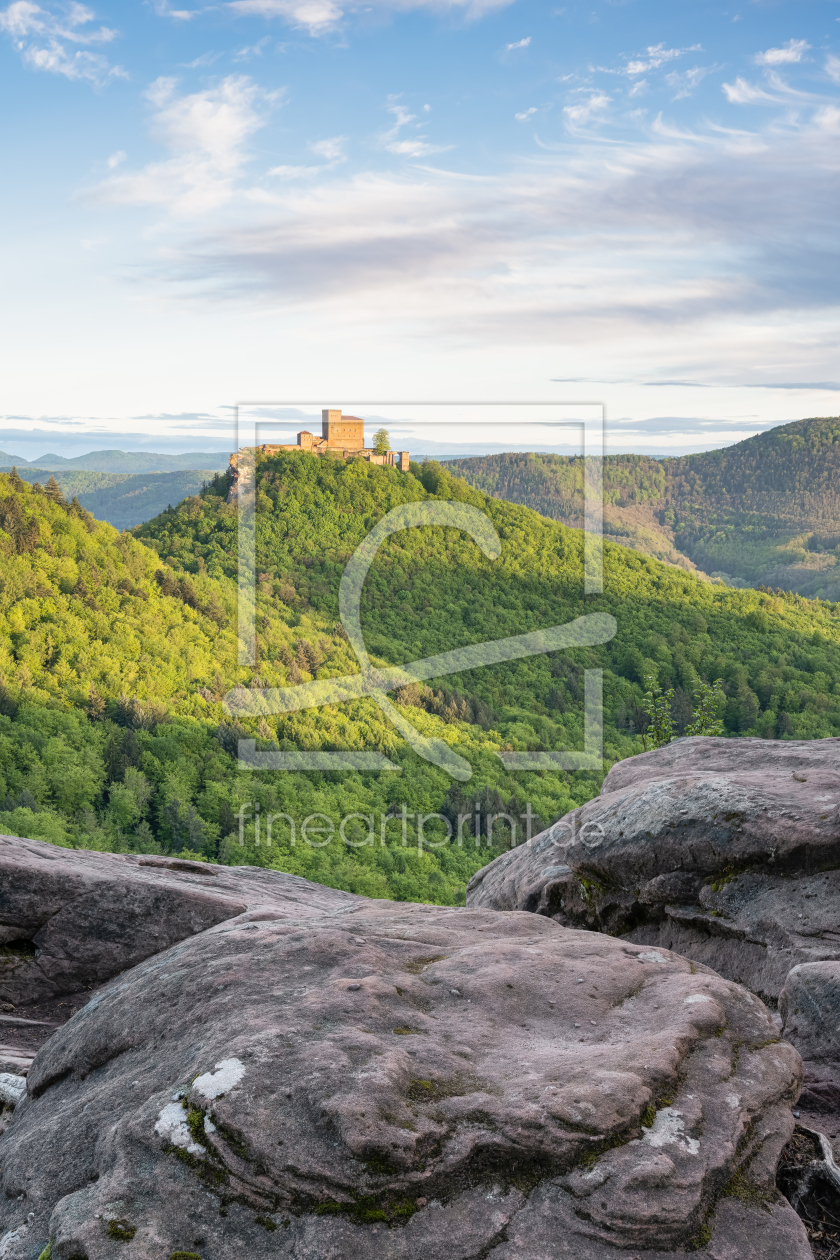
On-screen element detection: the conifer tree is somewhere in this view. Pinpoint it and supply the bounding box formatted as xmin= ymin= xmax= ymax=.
xmin=45 ymin=475 xmax=66 ymax=506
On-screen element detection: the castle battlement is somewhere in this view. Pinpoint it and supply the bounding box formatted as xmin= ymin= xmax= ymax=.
xmin=229 ymin=410 xmax=409 ymax=497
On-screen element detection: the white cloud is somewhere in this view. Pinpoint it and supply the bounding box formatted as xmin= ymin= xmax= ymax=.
xmin=506 ymin=36 xmax=530 ymax=51
xmin=90 ymin=75 xmax=284 ymax=215
xmin=814 ymin=104 xmax=840 ymax=133
xmin=385 ymin=137 xmax=454 ymax=156
xmin=380 ymin=98 xmax=453 ymax=157
xmin=267 ymin=163 xmax=327 ymax=177
xmin=666 ymin=65 xmax=716 ymax=100
xmin=151 ymin=1 xmax=203 ymax=16
xmin=564 ymin=92 xmax=610 ymax=124
xmin=625 ymin=43 xmax=702 ymax=77
xmin=515 ymin=106 xmax=537 ymax=121
xmin=226 ymin=0 xmax=516 ymax=36
xmin=183 ymin=50 xmax=223 ymax=68
xmin=755 ymin=39 xmax=809 ymax=67
xmin=309 ymin=135 xmax=346 ymax=161
xmin=120 ymin=93 xmax=840 ymax=369
xmin=722 ymin=76 xmax=776 ymax=105
xmin=107 ymin=149 xmax=126 ymax=169
xmin=826 ymin=54 xmax=840 ymax=84
xmin=0 ymin=1 xmax=126 ymax=85
xmin=228 ymin=0 xmax=341 ymax=33
xmin=233 ymin=36 xmax=272 ymax=59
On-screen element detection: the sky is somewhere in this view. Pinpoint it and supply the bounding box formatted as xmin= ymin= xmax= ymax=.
xmin=1 ymin=0 xmax=840 ymax=461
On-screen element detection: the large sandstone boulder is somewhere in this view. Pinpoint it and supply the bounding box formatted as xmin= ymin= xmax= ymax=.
xmin=0 ymin=834 xmax=359 ymax=1007
xmin=468 ymin=737 xmax=840 ymax=1004
xmin=780 ymin=961 xmax=840 ymax=1141
xmin=0 ymin=883 xmax=808 ymax=1259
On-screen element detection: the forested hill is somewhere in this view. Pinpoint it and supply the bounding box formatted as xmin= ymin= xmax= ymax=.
xmin=446 ymin=416 xmax=840 ymax=599
xmin=3 ymin=455 xmax=840 ymax=906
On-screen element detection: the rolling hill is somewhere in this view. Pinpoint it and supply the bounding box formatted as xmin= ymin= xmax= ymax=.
xmin=2 ymin=453 xmax=840 ymax=904
xmin=446 ymin=416 xmax=840 ymax=599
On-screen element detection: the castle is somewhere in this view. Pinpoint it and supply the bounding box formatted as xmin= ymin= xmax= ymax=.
xmin=229 ymin=411 xmax=409 ymax=492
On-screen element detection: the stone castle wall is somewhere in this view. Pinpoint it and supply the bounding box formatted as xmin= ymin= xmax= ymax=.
xmin=228 ymin=409 xmax=409 ymax=498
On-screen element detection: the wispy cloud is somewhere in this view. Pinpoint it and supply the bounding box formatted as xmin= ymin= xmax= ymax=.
xmin=380 ymin=97 xmax=452 ymax=157
xmin=151 ymin=1 xmax=206 ymax=17
xmin=515 ymin=106 xmax=537 ymax=121
xmin=625 ymin=43 xmax=702 ymax=77
xmin=722 ymin=76 xmax=776 ymax=105
xmin=563 ymin=91 xmax=610 ymax=124
xmin=123 ymin=96 xmax=840 ymax=406
xmin=269 ymin=133 xmax=348 ymax=176
xmin=666 ymin=65 xmax=717 ymax=100
xmin=227 ymin=0 xmax=342 ymax=34
xmin=309 ymin=135 xmax=346 ymax=161
xmin=506 ymin=36 xmax=530 ymax=51
xmin=89 ymin=75 xmax=284 ymax=214
xmin=0 ymin=1 xmax=126 ymax=86
xmin=826 ymin=54 xmax=840 ymax=84
xmin=755 ymin=39 xmax=809 ymax=67
xmin=233 ymin=35 xmax=273 ymax=59
xmin=182 ymin=50 xmax=223 ymax=68
xmin=227 ymin=0 xmax=516 ymax=36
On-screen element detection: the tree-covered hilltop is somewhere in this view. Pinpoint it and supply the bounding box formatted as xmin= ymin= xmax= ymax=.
xmin=447 ymin=416 xmax=840 ymax=598
xmin=3 ymin=454 xmax=840 ymax=905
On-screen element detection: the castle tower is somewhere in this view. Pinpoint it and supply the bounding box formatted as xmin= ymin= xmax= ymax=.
xmin=322 ymin=409 xmax=364 ymax=450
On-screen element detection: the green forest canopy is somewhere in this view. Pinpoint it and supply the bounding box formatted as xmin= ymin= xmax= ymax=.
xmin=1 ymin=451 xmax=839 ymax=906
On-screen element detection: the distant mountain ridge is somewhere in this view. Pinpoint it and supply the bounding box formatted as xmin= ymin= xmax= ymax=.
xmin=0 ymin=449 xmax=231 ymax=473
xmin=446 ymin=416 xmax=840 ymax=601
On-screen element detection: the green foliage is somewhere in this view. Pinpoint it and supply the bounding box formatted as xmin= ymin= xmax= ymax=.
xmin=684 ymin=679 xmax=725 ymax=737
xmin=2 ymin=450 xmax=840 ymax=907
xmin=639 ymin=675 xmax=676 ymax=749
xmin=373 ymin=428 xmax=391 ymax=455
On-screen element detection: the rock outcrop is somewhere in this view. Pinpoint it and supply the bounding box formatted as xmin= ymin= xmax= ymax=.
xmin=780 ymin=961 xmax=840 ymax=1142
xmin=467 ymin=737 xmax=840 ymax=1005
xmin=0 ymin=844 xmax=809 ymax=1259
xmin=0 ymin=835 xmax=360 ymax=1006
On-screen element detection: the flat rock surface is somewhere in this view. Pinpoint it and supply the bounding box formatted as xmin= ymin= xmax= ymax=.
xmin=467 ymin=737 xmax=840 ymax=1003
xmin=0 ymin=888 xmax=805 ymax=1259
xmin=0 ymin=834 xmax=360 ymax=1006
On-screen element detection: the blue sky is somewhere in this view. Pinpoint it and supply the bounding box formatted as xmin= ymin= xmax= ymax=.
xmin=2 ymin=0 xmax=840 ymax=459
